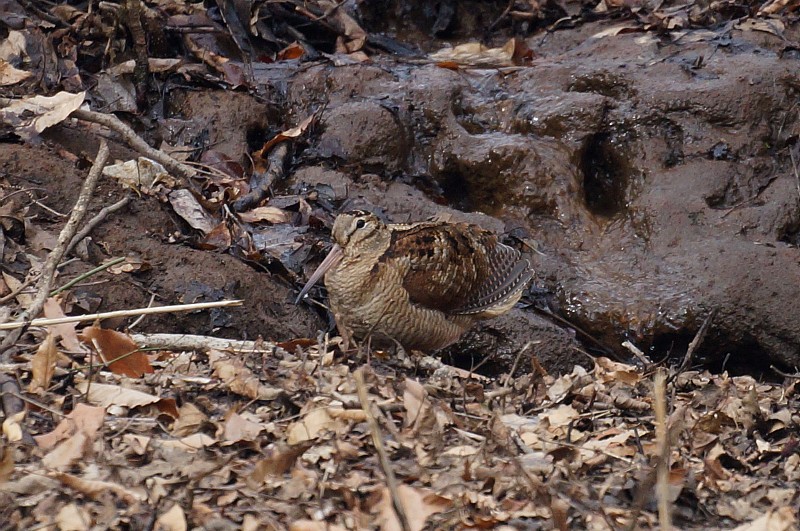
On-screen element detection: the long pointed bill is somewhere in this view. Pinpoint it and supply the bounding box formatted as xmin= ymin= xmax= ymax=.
xmin=295 ymin=244 xmax=343 ymax=304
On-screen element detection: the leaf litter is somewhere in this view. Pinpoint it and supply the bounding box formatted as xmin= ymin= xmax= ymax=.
xmin=2 ymin=0 xmax=800 ymax=528
xmin=1 ymin=321 xmax=799 ymax=528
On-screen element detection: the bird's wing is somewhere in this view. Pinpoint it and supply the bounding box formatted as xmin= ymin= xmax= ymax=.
xmin=383 ymin=222 xmax=532 ymax=315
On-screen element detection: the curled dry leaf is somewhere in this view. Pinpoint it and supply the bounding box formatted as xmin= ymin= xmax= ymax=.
xmin=34 ymin=403 xmax=105 ymax=451
xmin=106 ymin=256 xmax=151 ymax=275
xmin=125 ymin=433 xmax=216 ymax=453
xmin=29 ymin=330 xmax=58 ymax=394
xmin=80 ymin=326 xmax=154 ymax=378
xmin=2 ymin=411 xmax=25 ymax=443
xmin=168 ymin=189 xmax=217 ymax=234
xmin=731 ymin=506 xmax=796 ymax=531
xmin=238 ymin=206 xmax=291 ymax=224
xmin=42 ymin=297 xmax=83 ymax=352
xmin=154 ymin=503 xmax=187 ymax=531
xmin=0 ymin=91 xmax=86 ymax=140
xmin=103 ymin=158 xmax=177 ymax=195
xmin=55 ymin=503 xmax=91 ymax=531
xmin=209 ymin=350 xmax=284 ymax=401
xmin=222 ymin=411 xmax=264 ymax=444
xmin=248 ymin=441 xmax=314 ymax=485
xmin=256 ymin=114 xmax=316 ymax=158
xmin=372 ymin=484 xmax=451 ymax=531
xmin=287 ymin=408 xmax=336 ymax=445
xmin=430 ymin=39 xmax=517 ymax=68
xmin=0 ymin=58 xmax=31 ymax=86
xmin=76 ymin=381 xmax=161 ymax=409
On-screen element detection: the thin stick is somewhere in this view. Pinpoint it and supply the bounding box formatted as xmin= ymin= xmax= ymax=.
xmin=354 ymin=367 xmax=410 ymax=531
xmin=0 ymin=300 xmax=242 ymax=330
xmin=66 ymin=196 xmax=131 ymax=255
xmin=50 ymin=256 xmax=126 ymax=296
xmin=0 ymin=140 xmax=110 ymax=358
xmin=671 ymin=310 xmax=714 ymax=381
xmin=0 ymin=275 xmax=38 ymax=305
xmin=654 ymin=369 xmax=671 ymax=531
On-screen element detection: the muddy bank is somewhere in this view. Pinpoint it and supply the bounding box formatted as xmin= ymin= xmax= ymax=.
xmin=5 ymin=15 xmax=800 ymax=374
xmin=272 ymin=21 xmax=800 ymax=370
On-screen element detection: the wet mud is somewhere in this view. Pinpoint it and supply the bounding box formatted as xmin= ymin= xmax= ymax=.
xmin=5 ymin=15 xmax=800 ymax=374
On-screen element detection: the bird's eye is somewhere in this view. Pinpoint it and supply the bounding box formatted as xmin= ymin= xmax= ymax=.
xmin=356 ymin=219 xmax=366 ymax=229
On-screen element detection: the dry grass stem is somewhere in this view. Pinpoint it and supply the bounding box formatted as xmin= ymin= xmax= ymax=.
xmin=0 ymin=300 xmax=242 ymax=331
xmin=654 ymin=369 xmax=671 ymax=531
xmin=354 ymin=367 xmax=411 ymax=531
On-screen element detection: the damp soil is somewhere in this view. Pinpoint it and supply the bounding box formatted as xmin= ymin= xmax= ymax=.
xmin=5 ymin=12 xmax=800 ymax=376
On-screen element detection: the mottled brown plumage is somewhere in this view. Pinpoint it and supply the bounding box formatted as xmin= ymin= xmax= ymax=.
xmin=297 ymin=211 xmax=533 ymax=351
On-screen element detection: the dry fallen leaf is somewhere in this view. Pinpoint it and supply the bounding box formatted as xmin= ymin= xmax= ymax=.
xmin=287 ymin=408 xmax=336 ymax=444
xmin=2 ymin=410 xmax=25 ymax=443
xmin=429 ymin=39 xmax=517 ymax=67
xmin=154 ymin=503 xmax=187 ymax=531
xmin=34 ymin=403 xmax=105 ymax=451
xmin=43 ymin=297 xmax=84 ymax=353
xmin=55 ymin=503 xmax=91 ymax=531
xmin=103 ymin=158 xmax=177 ymax=195
xmin=0 ymin=91 xmax=86 ymax=140
xmin=0 ymin=58 xmax=31 ymax=86
xmin=255 ymin=114 xmax=316 ymax=160
xmin=29 ymin=330 xmax=58 ymax=394
xmin=222 ymin=411 xmax=265 ymax=444
xmin=372 ymin=484 xmax=451 ymax=531
xmin=238 ymin=206 xmax=291 ymax=224
xmin=80 ymin=326 xmax=154 ymax=378
xmin=732 ymin=506 xmax=796 ymax=531
xmin=248 ymin=442 xmax=314 ymax=485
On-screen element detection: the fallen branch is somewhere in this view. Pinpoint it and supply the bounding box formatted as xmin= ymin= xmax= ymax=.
xmin=66 ymin=195 xmax=132 ymax=256
xmin=0 ymin=140 xmax=110 ymax=359
xmin=129 ymin=332 xmax=273 ymax=352
xmin=70 ymin=108 xmax=196 ymax=180
xmin=0 ymin=300 xmax=243 ymax=331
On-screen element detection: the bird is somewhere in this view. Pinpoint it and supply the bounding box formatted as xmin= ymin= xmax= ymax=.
xmin=296 ymin=210 xmax=533 ymax=351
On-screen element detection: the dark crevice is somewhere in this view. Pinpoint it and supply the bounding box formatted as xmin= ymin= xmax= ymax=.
xmin=580 ymin=131 xmax=630 ymax=218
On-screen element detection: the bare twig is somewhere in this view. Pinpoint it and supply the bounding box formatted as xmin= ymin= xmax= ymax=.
xmin=502 ymin=341 xmax=532 ymax=389
xmin=0 ymin=275 xmax=38 ymax=305
xmin=69 ymin=108 xmax=196 ymax=180
xmin=354 ymin=367 xmax=410 ymax=531
xmin=0 ymin=300 xmax=242 ymax=331
xmin=0 ymin=140 xmax=110 ymax=360
xmin=770 ymin=365 xmax=800 ymax=379
xmin=66 ymin=196 xmax=131 ymax=255
xmin=670 ymin=310 xmax=714 ymax=381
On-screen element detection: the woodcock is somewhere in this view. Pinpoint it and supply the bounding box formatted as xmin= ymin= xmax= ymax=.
xmin=296 ymin=211 xmax=533 ymax=351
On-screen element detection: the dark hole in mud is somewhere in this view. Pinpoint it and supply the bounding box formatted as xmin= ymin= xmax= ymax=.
xmin=439 ymin=172 xmax=474 ymax=212
xmin=777 ymin=197 xmax=800 ymax=245
xmin=651 ymin=331 xmax=781 ymax=379
xmin=580 ymin=132 xmax=629 ymax=217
